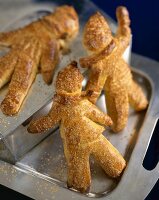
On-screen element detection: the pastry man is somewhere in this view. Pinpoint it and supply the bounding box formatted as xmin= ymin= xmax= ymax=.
xmin=28 ymin=61 xmax=126 ymax=192
xmin=80 ymin=6 xmax=148 ymax=132
xmin=0 ymin=5 xmax=79 ymax=115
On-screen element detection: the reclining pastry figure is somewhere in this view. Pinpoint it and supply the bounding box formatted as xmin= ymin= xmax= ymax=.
xmin=0 ymin=5 xmax=79 ymax=115
xmin=80 ymin=6 xmax=148 ymax=132
xmin=28 ymin=61 xmax=126 ymax=193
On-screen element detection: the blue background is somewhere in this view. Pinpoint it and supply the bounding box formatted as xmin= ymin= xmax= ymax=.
xmin=92 ymin=0 xmax=159 ymax=62
xmin=92 ymin=0 xmax=159 ymax=199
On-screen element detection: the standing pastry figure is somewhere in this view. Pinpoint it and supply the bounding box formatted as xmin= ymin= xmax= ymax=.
xmin=80 ymin=6 xmax=148 ymax=132
xmin=28 ymin=61 xmax=126 ymax=193
xmin=0 ymin=5 xmax=79 ymax=115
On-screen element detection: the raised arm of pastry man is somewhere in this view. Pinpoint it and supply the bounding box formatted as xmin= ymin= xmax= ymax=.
xmin=115 ymin=6 xmax=131 ymax=55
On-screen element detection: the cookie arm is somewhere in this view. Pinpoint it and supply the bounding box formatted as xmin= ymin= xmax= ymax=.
xmin=115 ymin=6 xmax=131 ymax=53
xmin=1 ymin=38 xmax=41 ymax=115
xmin=28 ymin=102 xmax=61 ymax=133
xmin=79 ymin=40 xmax=116 ymax=69
xmin=40 ymin=39 xmax=59 ymax=84
xmin=86 ymin=101 xmax=112 ymax=127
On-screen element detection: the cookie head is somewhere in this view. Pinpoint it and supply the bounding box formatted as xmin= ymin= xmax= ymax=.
xmin=47 ymin=5 xmax=79 ymax=40
xmin=56 ymin=61 xmax=83 ymax=95
xmin=83 ymin=12 xmax=112 ymax=53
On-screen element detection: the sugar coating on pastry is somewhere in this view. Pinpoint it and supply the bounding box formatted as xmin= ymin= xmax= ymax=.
xmin=80 ymin=6 xmax=148 ymax=132
xmin=28 ymin=61 xmax=126 ymax=192
xmin=0 ymin=5 xmax=79 ymax=115
xmin=83 ymin=12 xmax=112 ymax=52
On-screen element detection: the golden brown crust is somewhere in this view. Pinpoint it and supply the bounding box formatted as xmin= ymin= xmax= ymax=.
xmin=128 ymin=80 xmax=148 ymax=111
xmin=92 ymin=135 xmax=126 ymax=177
xmin=115 ymin=6 xmax=131 ymax=54
xmin=116 ymin=6 xmax=131 ymax=36
xmin=56 ymin=61 xmax=83 ymax=94
xmin=80 ymin=6 xmax=148 ymax=132
xmin=0 ymin=5 xmax=79 ymax=47
xmin=83 ymin=12 xmax=112 ymax=52
xmin=40 ymin=39 xmax=60 ymax=84
xmin=1 ymin=38 xmax=41 ymax=115
xmin=79 ymin=39 xmax=116 ymax=68
xmin=0 ymin=5 xmax=79 ymax=115
xmin=105 ymin=83 xmax=129 ymax=132
xmin=0 ymin=50 xmax=18 ymax=88
xmin=41 ymin=5 xmax=79 ymax=40
xmin=27 ymin=101 xmax=61 ymax=133
xmin=28 ymin=62 xmax=126 ymax=192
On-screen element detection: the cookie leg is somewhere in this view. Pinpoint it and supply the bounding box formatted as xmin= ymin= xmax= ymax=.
xmin=0 ymin=50 xmax=17 ymax=89
xmin=128 ymin=81 xmax=148 ymax=111
xmin=105 ymin=87 xmax=129 ymax=132
xmin=92 ymin=136 xmax=126 ymax=177
xmin=40 ymin=39 xmax=59 ymax=84
xmin=65 ymin=146 xmax=91 ymax=193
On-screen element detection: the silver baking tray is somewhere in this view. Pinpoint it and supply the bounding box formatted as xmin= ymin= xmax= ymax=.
xmin=0 ymin=0 xmax=159 ymax=200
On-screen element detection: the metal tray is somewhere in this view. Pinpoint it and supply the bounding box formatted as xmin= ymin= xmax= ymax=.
xmin=0 ymin=0 xmax=158 ymax=200
xmin=0 ymin=0 xmax=131 ymax=160
xmin=0 ymin=1 xmax=131 ymax=163
xmin=0 ymin=0 xmax=130 ymax=162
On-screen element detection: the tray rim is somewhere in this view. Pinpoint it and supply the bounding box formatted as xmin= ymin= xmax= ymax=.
xmin=0 ymin=53 xmax=159 ymax=200
xmin=0 ymin=0 xmax=159 ymax=199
